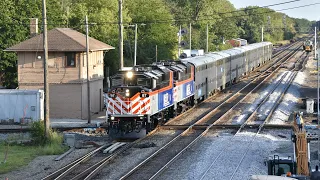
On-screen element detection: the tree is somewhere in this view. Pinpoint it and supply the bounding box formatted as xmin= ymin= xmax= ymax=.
xmin=0 ymin=0 xmax=64 ymax=88
xmin=125 ymin=0 xmax=177 ymax=63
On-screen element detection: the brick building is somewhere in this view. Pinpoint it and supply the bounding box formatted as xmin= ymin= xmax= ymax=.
xmin=5 ymin=26 xmax=114 ymax=119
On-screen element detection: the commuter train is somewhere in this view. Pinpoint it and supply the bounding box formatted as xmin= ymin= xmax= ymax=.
xmin=106 ymin=42 xmax=273 ymax=134
xmin=303 ymin=40 xmax=313 ymax=52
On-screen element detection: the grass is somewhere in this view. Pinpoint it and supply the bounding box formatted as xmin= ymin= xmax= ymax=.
xmin=0 ymin=121 xmax=69 ymax=174
xmin=0 ymin=143 xmax=38 ymax=174
xmin=0 ymin=141 xmax=68 ymax=174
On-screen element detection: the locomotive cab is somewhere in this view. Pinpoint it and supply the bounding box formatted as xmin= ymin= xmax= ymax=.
xmin=303 ymin=40 xmax=313 ymax=52
xmin=107 ymin=65 xmax=173 ymax=134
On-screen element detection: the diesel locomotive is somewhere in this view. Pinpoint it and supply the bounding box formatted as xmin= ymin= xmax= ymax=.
xmin=105 ymin=41 xmax=273 ymax=134
xmin=303 ymin=40 xmax=313 ymax=52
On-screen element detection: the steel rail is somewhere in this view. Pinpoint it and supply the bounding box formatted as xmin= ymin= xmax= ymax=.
xmin=199 ymin=47 xmax=304 ymax=180
xmin=42 ymin=144 xmax=109 ymax=180
xmin=164 ymin=39 xmax=301 ymax=126
xmin=119 ymin=41 xmax=304 ymax=180
xmin=151 ymin=45 xmax=304 ymax=180
xmin=196 ymin=41 xmax=302 ymax=125
xmin=81 ymin=39 xmax=305 ymax=180
xmin=83 ymin=126 xmax=160 ymax=180
xmin=149 ymin=70 xmax=288 ymax=179
xmin=42 ymin=127 xmax=160 ymax=180
xmin=229 ymin=52 xmax=309 ymax=180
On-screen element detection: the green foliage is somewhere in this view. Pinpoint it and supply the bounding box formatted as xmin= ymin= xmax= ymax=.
xmin=0 ymin=0 xmax=315 ymax=86
xmin=0 ymin=142 xmax=38 ymax=174
xmin=294 ymin=18 xmax=313 ymax=34
xmin=0 ymin=0 xmax=64 ymax=88
xmin=30 ymin=121 xmax=64 ymax=147
xmin=125 ymin=0 xmax=177 ymax=62
xmin=30 ymin=121 xmax=47 ymax=145
xmin=0 ymin=136 xmax=67 ymax=174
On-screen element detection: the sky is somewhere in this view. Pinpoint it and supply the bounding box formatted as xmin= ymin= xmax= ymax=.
xmin=228 ymin=0 xmax=320 ymax=21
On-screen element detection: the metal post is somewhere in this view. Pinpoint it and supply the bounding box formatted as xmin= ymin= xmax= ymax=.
xmin=119 ymin=0 xmax=124 ymax=69
xmin=206 ymin=24 xmax=209 ymax=53
xmin=85 ymin=15 xmax=91 ymax=124
xmin=315 ymin=26 xmax=317 ymax=58
xmin=316 ymin=26 xmax=320 ymax=164
xmin=134 ymin=24 xmax=137 ymax=66
xmin=178 ymin=25 xmax=181 ymax=57
xmin=42 ymin=0 xmax=50 ymax=137
xmin=189 ymin=23 xmax=192 ymax=52
xmin=156 ymin=45 xmax=158 ymax=62
xmin=262 ymin=26 xmax=264 ymax=42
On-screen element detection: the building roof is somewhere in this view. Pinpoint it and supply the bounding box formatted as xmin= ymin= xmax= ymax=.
xmin=5 ymin=28 xmax=115 ymax=52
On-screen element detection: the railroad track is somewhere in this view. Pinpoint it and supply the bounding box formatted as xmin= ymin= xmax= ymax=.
xmin=41 ymin=127 xmax=161 ymax=180
xmin=42 ymin=144 xmax=109 ymax=180
xmin=200 ymin=53 xmax=309 ymax=180
xmin=118 ymin=42 xmax=306 ymax=180
xmin=40 ymin=38 xmax=308 ymax=180
xmin=165 ymin=40 xmax=303 ymax=127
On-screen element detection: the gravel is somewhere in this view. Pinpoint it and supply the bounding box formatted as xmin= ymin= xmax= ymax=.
xmin=166 ymin=81 xmax=249 ymax=126
xmin=157 ymin=129 xmax=293 ymax=180
xmin=94 ymin=130 xmax=180 ymax=180
xmin=268 ymin=61 xmax=307 ymax=124
xmin=0 ymin=132 xmax=113 ymax=180
xmin=230 ymin=71 xmax=286 ymax=125
xmin=0 ymin=133 xmax=31 ymax=143
xmin=0 ymin=147 xmax=96 ymax=180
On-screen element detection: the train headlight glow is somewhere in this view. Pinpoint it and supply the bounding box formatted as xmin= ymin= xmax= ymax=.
xmin=125 ymin=92 xmax=130 ymax=97
xmin=126 ymin=71 xmax=133 ymax=79
xmin=126 ymin=89 xmax=129 ymax=93
xmin=111 ymin=116 xmax=115 ymax=120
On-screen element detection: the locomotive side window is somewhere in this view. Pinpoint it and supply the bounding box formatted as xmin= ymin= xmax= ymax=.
xmin=137 ymin=78 xmax=151 ymax=88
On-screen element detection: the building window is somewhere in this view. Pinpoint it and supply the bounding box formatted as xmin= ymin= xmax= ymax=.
xmin=65 ymin=52 xmax=76 ymax=67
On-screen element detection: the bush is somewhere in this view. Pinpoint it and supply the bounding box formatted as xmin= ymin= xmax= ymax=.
xmin=30 ymin=120 xmax=68 ymax=155
xmin=30 ymin=120 xmax=47 ymax=145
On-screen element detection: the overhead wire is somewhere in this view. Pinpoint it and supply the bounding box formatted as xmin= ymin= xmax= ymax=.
xmin=0 ymin=0 xmax=317 ymax=27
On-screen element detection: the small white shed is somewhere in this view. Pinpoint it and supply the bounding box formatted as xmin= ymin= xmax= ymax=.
xmin=0 ymin=89 xmax=44 ymax=123
xmin=306 ymin=98 xmax=314 ymax=114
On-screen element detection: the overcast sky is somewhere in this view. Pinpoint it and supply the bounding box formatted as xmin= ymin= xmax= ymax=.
xmin=228 ymin=0 xmax=320 ymax=21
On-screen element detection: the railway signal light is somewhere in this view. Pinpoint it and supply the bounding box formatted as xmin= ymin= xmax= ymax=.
xmin=180 ymin=41 xmax=187 ymax=47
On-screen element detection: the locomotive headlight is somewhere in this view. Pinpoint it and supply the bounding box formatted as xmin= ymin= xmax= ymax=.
xmin=125 ymin=92 xmax=130 ymax=97
xmin=111 ymin=116 xmax=115 ymax=120
xmin=125 ymin=89 xmax=129 ymax=93
xmin=126 ymin=71 xmax=133 ymax=79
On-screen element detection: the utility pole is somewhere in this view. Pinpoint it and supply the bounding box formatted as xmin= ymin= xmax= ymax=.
xmin=315 ymin=26 xmax=320 ymax=164
xmin=134 ymin=24 xmax=137 ymax=66
xmin=206 ymin=24 xmax=209 ymax=53
xmin=85 ymin=15 xmax=91 ymax=124
xmin=261 ymin=26 xmax=264 ymax=42
xmin=119 ymin=0 xmax=124 ymax=69
xmin=315 ymin=26 xmax=317 ymax=58
xmin=283 ymin=15 xmax=287 ymax=39
xmin=155 ymin=45 xmax=158 ymax=62
xmin=178 ymin=25 xmax=181 ymax=57
xmin=42 ymin=0 xmax=50 ymax=137
xmin=189 ymin=23 xmax=192 ymax=52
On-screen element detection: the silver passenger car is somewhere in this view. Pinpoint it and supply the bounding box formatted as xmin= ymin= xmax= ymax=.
xmin=181 ymin=41 xmax=273 ymax=104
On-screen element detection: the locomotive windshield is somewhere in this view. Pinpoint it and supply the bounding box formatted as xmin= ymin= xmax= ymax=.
xmin=111 ymin=72 xmax=152 ymax=89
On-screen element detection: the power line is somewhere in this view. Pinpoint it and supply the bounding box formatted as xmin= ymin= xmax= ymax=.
xmin=0 ymin=1 xmax=319 ymax=27
xmin=173 ymin=0 xmax=303 ymax=20
xmin=93 ymin=2 xmax=320 ymax=25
